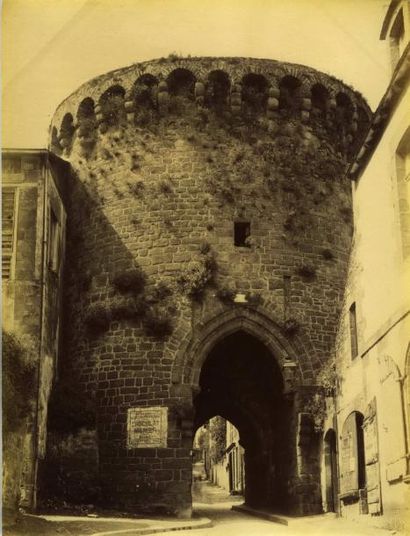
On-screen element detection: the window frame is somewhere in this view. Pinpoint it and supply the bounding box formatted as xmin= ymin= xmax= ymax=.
xmin=2 ymin=187 xmax=18 ymax=280
xmin=349 ymin=302 xmax=359 ymax=360
xmin=234 ymin=221 xmax=251 ymax=248
xmin=47 ymin=206 xmax=61 ymax=274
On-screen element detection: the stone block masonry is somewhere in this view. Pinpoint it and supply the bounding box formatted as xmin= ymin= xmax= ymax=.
xmin=44 ymin=57 xmax=371 ymax=517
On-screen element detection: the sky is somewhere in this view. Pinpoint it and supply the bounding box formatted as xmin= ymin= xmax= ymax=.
xmin=2 ymin=0 xmax=390 ymax=149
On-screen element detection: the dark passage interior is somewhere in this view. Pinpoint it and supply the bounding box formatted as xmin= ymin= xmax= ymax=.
xmin=193 ymin=331 xmax=293 ymax=510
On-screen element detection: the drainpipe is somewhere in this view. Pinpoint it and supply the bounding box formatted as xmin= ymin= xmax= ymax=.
xmin=32 ymin=154 xmax=49 ymax=511
xmin=333 ymin=376 xmax=341 ymax=516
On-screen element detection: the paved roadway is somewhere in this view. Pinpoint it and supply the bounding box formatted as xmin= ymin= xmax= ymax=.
xmin=153 ymin=481 xmax=402 ymax=536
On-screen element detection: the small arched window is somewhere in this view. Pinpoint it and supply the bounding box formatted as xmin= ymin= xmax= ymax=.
xmin=133 ymin=74 xmax=158 ymax=109
xmin=336 ymin=92 xmax=354 ymax=124
xmin=77 ymin=97 xmax=95 ymax=121
xmin=99 ymin=85 xmax=126 ymax=126
xmin=167 ymin=68 xmax=196 ymax=99
xmin=241 ymin=73 xmax=268 ymax=114
xmin=59 ymin=113 xmax=75 ymax=149
xmin=50 ymin=126 xmax=62 ymax=155
xmin=311 ymin=83 xmax=329 ymax=115
xmin=279 ymin=75 xmax=301 ymax=115
xmin=206 ymin=70 xmax=230 ymax=109
xmin=77 ymin=97 xmax=96 ymax=137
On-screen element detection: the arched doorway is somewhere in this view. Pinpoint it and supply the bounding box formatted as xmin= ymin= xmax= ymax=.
xmin=324 ymin=429 xmax=338 ymax=512
xmin=340 ymin=411 xmax=366 ymax=501
xmin=192 ymin=330 xmax=292 ymax=511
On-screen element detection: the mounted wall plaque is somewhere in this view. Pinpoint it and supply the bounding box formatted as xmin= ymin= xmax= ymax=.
xmin=127 ymin=406 xmax=168 ymax=449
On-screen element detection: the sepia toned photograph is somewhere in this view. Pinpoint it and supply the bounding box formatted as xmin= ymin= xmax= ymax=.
xmin=2 ymin=0 xmax=410 ymax=534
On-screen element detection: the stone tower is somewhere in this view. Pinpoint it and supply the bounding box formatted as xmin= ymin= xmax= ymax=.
xmin=45 ymin=57 xmax=370 ymax=517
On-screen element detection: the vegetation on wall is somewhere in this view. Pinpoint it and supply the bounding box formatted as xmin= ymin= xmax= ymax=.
xmin=304 ymin=393 xmax=326 ymax=433
xmin=112 ymin=267 xmax=146 ymax=294
xmin=66 ymin=73 xmax=354 ymax=347
xmin=304 ymin=360 xmax=337 ymax=432
xmin=177 ymin=250 xmax=218 ymax=301
xmin=283 ymin=317 xmax=301 ymax=337
xmin=316 ymin=360 xmax=337 ymax=396
xmin=135 ymin=91 xmax=350 ymax=244
xmin=296 ymin=264 xmax=317 ymax=281
xmin=2 ymin=331 xmax=36 ymax=434
xmin=143 ymin=308 xmax=174 ymax=338
xmin=83 ymin=266 xmax=175 ymax=339
xmin=69 ymin=77 xmax=353 ymax=255
xmin=216 ymin=287 xmax=236 ymax=305
xmin=209 ymin=416 xmax=227 ymax=464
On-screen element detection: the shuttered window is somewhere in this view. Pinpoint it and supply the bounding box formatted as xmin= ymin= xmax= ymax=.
xmin=340 ymin=411 xmax=365 ymax=497
xmin=2 ymin=188 xmax=16 ymax=279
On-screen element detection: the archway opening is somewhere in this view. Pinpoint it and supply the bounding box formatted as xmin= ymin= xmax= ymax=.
xmin=193 ymin=330 xmax=292 ymax=511
xmin=192 ymin=417 xmax=244 ymax=503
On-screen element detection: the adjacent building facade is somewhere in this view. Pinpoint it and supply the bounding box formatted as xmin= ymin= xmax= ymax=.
xmin=2 ymin=150 xmax=69 ymax=510
xmin=321 ymin=0 xmax=410 ymax=531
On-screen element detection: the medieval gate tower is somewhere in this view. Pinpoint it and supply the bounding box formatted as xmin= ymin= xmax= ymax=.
xmin=46 ymin=57 xmax=370 ymax=517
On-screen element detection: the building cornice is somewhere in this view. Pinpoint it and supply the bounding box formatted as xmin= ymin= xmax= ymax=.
xmin=2 ymin=148 xmax=48 ymax=155
xmin=349 ymin=42 xmax=410 ymax=181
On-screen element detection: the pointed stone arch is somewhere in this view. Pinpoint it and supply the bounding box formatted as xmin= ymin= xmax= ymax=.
xmin=171 ymin=307 xmax=302 ymax=390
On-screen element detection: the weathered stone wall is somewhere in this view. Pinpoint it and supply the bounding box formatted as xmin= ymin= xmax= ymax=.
xmin=47 ymin=57 xmax=371 ymax=516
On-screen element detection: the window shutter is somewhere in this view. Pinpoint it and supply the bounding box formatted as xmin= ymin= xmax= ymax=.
xmin=363 ymin=399 xmax=381 ymax=514
xmin=340 ymin=413 xmax=359 ymax=495
xmin=2 ymin=188 xmax=16 ymax=279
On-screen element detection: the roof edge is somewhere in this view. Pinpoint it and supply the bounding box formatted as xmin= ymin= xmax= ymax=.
xmin=380 ymin=0 xmax=400 ymax=39
xmin=348 ymin=42 xmax=410 ymax=181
